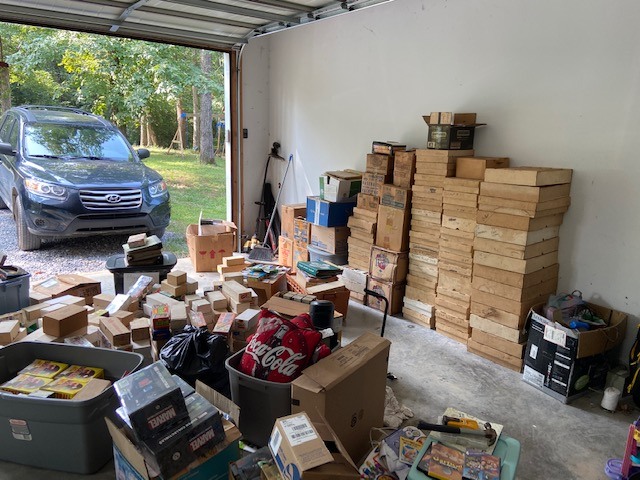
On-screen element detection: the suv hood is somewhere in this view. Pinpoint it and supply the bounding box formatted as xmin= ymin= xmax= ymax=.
xmin=21 ymin=159 xmax=162 ymax=188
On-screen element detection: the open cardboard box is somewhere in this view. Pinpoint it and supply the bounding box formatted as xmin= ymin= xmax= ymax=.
xmin=269 ymin=411 xmax=359 ymax=480
xmin=106 ymin=381 xmax=241 ymax=480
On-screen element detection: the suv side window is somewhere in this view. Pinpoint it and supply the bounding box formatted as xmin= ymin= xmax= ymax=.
xmin=0 ymin=114 xmax=16 ymax=145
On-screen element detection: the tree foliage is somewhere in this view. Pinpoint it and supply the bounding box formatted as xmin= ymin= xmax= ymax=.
xmin=0 ymin=22 xmax=225 ymax=148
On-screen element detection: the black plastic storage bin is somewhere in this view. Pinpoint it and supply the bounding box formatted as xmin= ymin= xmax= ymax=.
xmin=105 ymin=252 xmax=177 ymax=294
xmin=224 ymin=348 xmax=292 ymax=446
xmin=0 ymin=273 xmax=30 ymax=315
xmin=0 ymin=342 xmax=143 ymax=473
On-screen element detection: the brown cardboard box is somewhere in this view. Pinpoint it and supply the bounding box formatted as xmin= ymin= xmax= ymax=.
xmin=0 ymin=320 xmax=20 ymax=344
xmin=293 ymin=244 xmax=309 ymax=274
xmin=484 ymin=167 xmax=573 ymax=187
xmin=269 ymin=413 xmax=359 ymax=480
xmin=456 ymin=156 xmax=510 ymax=180
xmin=222 ymin=281 xmax=252 ymax=303
xmin=186 ymin=221 xmax=237 ymax=272
xmin=282 ymin=204 xmax=307 ymax=239
xmin=100 ymin=317 xmax=131 ymax=347
xmin=366 ymin=153 xmax=394 ymax=176
xmin=42 ymin=304 xmax=88 ymax=338
xmin=166 ymin=270 xmax=187 ymax=286
xmin=206 ymin=290 xmax=228 ymax=310
xmin=306 ymin=282 xmax=350 ymax=319
xmin=246 ymin=273 xmax=287 ymax=305
xmin=376 ymin=204 xmax=410 ymax=252
xmin=161 ymin=279 xmax=187 ymax=298
xmin=393 ymin=150 xmax=416 ymax=189
xmin=293 ymin=217 xmax=312 ymax=247
xmin=130 ymin=317 xmax=151 ymax=341
xmin=369 ymin=246 xmax=409 ymax=283
xmin=290 ymin=332 xmax=390 ymax=463
xmin=111 ymin=310 xmax=136 ymax=327
xmin=92 ymin=293 xmax=115 ymax=310
xmin=361 ymin=172 xmax=390 ymax=197
xmin=381 ymin=184 xmax=411 ymax=210
xmin=356 ymin=193 xmax=380 ymax=212
xmin=366 ymin=279 xmax=405 ymax=315
xmin=33 ymin=274 xmax=101 ymax=305
xmin=279 ymin=236 xmax=294 ymax=268
xmin=311 ymin=225 xmax=350 ymax=254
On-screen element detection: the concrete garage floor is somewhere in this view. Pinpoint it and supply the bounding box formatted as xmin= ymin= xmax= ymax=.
xmin=0 ymin=257 xmax=635 ymax=479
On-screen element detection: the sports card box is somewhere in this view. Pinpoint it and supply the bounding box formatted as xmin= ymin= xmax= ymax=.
xmin=117 ymin=392 xmax=226 ymax=479
xmin=113 ymin=362 xmax=187 ymax=439
xmin=18 ymin=359 xmax=69 ymax=379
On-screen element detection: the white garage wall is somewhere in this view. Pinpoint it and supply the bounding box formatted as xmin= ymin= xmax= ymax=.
xmin=241 ymin=0 xmax=640 ymax=359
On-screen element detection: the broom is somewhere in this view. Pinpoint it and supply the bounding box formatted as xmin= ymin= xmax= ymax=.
xmin=248 ymin=154 xmax=293 ymax=262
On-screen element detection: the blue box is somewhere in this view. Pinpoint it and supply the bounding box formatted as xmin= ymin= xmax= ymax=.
xmin=306 ymin=196 xmax=355 ymax=227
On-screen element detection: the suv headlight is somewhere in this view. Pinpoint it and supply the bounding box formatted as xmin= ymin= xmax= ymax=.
xmin=149 ymin=180 xmax=168 ymax=197
xmin=25 ymin=179 xmax=68 ymax=199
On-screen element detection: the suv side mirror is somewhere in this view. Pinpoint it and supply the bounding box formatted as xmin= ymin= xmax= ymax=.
xmin=137 ymin=148 xmax=150 ymax=160
xmin=0 ymin=142 xmax=15 ymax=156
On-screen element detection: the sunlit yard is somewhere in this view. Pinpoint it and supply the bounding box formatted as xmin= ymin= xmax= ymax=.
xmin=143 ymin=148 xmax=227 ymax=256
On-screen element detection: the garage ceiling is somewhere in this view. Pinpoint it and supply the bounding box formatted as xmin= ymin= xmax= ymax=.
xmin=0 ymin=0 xmax=391 ymax=51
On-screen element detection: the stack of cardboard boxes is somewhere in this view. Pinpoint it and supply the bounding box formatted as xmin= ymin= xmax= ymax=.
xmin=469 ymin=167 xmax=573 ymax=371
xmin=279 ymin=204 xmax=306 ymax=271
xmin=367 ymin=145 xmax=414 ymax=315
xmin=403 ymin=147 xmax=473 ymax=327
xmin=433 ymin=157 xmax=509 ymax=343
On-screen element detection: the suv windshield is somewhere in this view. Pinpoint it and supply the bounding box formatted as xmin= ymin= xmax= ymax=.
xmin=24 ymin=123 xmax=134 ymax=162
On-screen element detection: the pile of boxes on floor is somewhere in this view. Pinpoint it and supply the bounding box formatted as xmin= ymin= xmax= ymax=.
xmin=278 ymin=202 xmax=352 ymax=322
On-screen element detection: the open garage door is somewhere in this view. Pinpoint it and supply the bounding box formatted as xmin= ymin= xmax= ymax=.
xmin=0 ymin=0 xmax=391 ymax=234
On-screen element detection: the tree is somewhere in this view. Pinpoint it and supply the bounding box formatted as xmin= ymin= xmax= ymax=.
xmin=0 ymin=38 xmax=10 ymax=112
xmin=199 ymin=49 xmax=215 ymax=165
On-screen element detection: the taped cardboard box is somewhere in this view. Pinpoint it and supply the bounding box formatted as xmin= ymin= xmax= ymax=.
xmin=186 ymin=221 xmax=237 ymax=272
xmin=320 ymin=170 xmax=363 ymax=203
xmin=282 ymin=204 xmax=307 ymax=239
xmin=290 ymin=332 xmax=390 ymax=463
xmin=310 ymin=225 xmax=350 ymax=254
xmin=369 ymin=246 xmax=408 ymax=283
xmin=269 ymin=412 xmax=359 ymax=480
xmin=366 ymin=279 xmax=405 ymax=315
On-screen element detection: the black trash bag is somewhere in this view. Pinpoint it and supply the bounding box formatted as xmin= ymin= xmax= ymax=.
xmin=159 ymin=325 xmax=230 ymax=398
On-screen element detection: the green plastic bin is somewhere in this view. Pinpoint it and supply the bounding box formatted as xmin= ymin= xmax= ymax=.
xmin=0 ymin=341 xmax=143 ymax=473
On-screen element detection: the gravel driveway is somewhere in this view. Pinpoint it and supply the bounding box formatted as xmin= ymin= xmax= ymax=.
xmin=1 ymin=208 xmax=141 ymax=281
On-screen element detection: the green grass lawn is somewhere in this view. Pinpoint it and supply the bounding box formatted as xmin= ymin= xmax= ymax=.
xmin=143 ymin=148 xmax=227 ymax=256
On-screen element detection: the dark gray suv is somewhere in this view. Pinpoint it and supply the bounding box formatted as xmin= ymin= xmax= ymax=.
xmin=0 ymin=106 xmax=170 ymax=250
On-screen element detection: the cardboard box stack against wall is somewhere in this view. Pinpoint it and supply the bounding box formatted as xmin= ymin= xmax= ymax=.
xmin=434 ymin=156 xmax=510 ymax=344
xmin=468 ymin=166 xmax=573 ymax=372
xmin=358 ymin=142 xmax=413 ymax=315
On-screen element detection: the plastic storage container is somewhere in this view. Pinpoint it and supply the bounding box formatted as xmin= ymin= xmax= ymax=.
xmin=105 ymin=252 xmax=177 ymax=294
xmin=224 ymin=348 xmax=291 ymax=446
xmin=0 ymin=273 xmax=30 ymax=315
xmin=0 ymin=341 xmax=143 ymax=473
xmin=307 ymin=244 xmax=348 ymax=266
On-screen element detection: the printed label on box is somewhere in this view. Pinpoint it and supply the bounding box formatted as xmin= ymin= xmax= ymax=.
xmin=522 ymin=365 xmax=545 ymax=387
xmin=10 ymin=419 xmax=32 ymax=441
xmin=270 ymin=427 xmax=282 ymax=453
xmin=529 ymin=344 xmax=538 ymax=360
xmin=281 ymin=415 xmax=317 ymax=446
xmin=543 ymin=325 xmax=567 ymax=348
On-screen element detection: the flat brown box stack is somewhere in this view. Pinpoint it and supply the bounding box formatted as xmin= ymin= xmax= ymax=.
xmin=434 ymin=177 xmax=481 ymax=344
xmin=347 ymin=193 xmax=378 ymax=272
xmin=402 ymin=149 xmax=474 ymax=328
xmin=469 ymin=167 xmax=573 ymax=372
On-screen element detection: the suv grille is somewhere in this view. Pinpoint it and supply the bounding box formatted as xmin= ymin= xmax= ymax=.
xmin=79 ymin=189 xmax=142 ymax=210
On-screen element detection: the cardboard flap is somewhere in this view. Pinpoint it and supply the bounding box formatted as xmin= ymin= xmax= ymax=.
xmin=195 ymin=380 xmax=241 ymax=425
xmin=57 ymin=274 xmax=97 ymax=286
xmin=105 ymin=417 xmax=150 ymax=480
xmin=312 ymin=410 xmax=358 ymax=472
xmin=324 ymin=170 xmax=363 ymax=181
xmin=300 ymin=332 xmax=391 ymax=390
xmin=292 ymin=372 xmax=324 ymax=395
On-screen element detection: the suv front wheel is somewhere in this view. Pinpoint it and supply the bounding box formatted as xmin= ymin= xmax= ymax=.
xmin=14 ymin=197 xmax=42 ymax=250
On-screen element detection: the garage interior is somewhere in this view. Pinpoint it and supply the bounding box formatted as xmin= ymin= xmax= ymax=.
xmin=0 ymin=1 xmax=638 ymax=480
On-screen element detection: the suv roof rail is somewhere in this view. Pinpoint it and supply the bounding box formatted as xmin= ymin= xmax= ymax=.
xmin=15 ymin=105 xmax=110 ymax=126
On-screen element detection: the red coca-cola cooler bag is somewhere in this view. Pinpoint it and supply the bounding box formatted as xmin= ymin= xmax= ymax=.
xmin=238 ymin=309 xmax=330 ymax=383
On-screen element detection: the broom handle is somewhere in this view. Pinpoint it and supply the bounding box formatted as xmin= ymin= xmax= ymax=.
xmin=263 ymin=154 xmax=293 ymax=246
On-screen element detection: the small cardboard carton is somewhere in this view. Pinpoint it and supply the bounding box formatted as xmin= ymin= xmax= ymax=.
xmin=293 ymin=217 xmax=312 ymax=247
xmin=186 ymin=221 xmax=237 ymax=272
xmin=291 ymin=332 xmax=391 ymax=463
xmin=375 ymin=204 xmax=410 ymax=252
xmin=279 ymin=236 xmax=294 ymax=268
xmin=269 ymin=413 xmax=359 ymax=480
xmin=310 ymin=225 xmax=350 ymax=254
xmin=33 ymin=274 xmax=101 ymax=304
xmin=282 ymin=204 xmax=307 ymax=239
xmin=42 ymin=304 xmax=89 ymax=338
xmin=320 ymin=170 xmax=363 ymax=203
xmin=369 ymin=246 xmax=409 ymax=283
